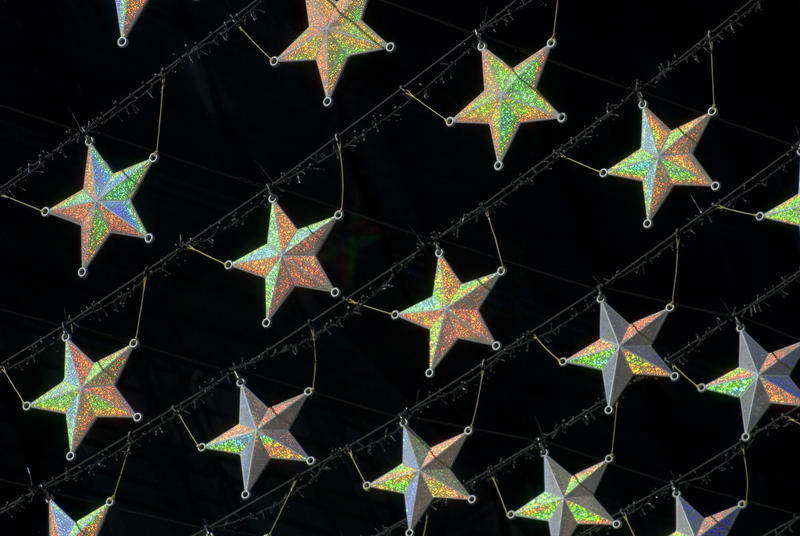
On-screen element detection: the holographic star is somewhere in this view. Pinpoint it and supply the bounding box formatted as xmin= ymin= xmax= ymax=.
xmin=228 ymin=201 xmax=338 ymax=327
xmin=370 ymin=426 xmax=472 ymax=532
xmin=48 ymin=499 xmax=110 ymax=536
xmin=30 ymin=340 xmax=138 ymax=458
xmin=114 ymin=0 xmax=150 ymax=47
xmin=205 ymin=386 xmax=310 ymax=497
xmin=566 ymin=301 xmax=672 ymax=411
xmin=705 ymin=330 xmax=800 ymax=435
xmin=452 ymin=45 xmax=561 ymax=169
xmin=668 ymin=495 xmax=741 ymax=536
xmin=607 ymin=107 xmax=713 ymax=222
xmin=511 ymin=455 xmax=614 ymax=536
xmin=763 ymin=167 xmax=800 ymax=227
xmin=48 ymin=145 xmax=152 ymax=276
xmin=398 ymin=256 xmax=500 ymax=376
xmin=278 ymin=0 xmax=392 ymax=105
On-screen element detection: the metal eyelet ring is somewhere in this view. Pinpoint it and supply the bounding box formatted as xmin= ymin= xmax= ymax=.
xmin=61 ymin=331 xmax=70 ymax=342
xmin=755 ymin=212 xmax=764 ymax=221
xmin=638 ymin=100 xmax=648 ymax=110
xmin=262 ymin=318 xmax=271 ymax=328
xmin=117 ymin=36 xmax=129 ymax=48
xmin=306 ymin=456 xmax=316 ymax=466
xmin=333 ymin=209 xmax=344 ymax=220
xmin=236 ymin=376 xmax=246 ymax=387
xmin=78 ymin=267 xmax=88 ymax=278
xmin=696 ymin=382 xmax=706 ymax=393
xmin=642 ymin=218 xmax=653 ymax=229
xmin=223 ymin=260 xmax=233 ymax=270
xmin=133 ymin=412 xmax=143 ymax=422
xmin=425 ymin=368 xmax=435 ymax=378
xmin=737 ymin=500 xmax=747 ymax=509
xmin=596 ymin=294 xmax=605 ymax=303
xmin=493 ymin=160 xmax=504 ymax=171
xmin=612 ymin=520 xmax=622 ymax=530
xmin=707 ymin=106 xmax=718 ymax=117
xmin=105 ymin=497 xmax=114 ymax=507
xmin=546 ymin=37 xmax=556 ymax=48
xmin=665 ymin=302 xmax=675 ymax=313
xmin=384 ymin=41 xmax=396 ymax=53
xmin=40 ymin=206 xmax=50 ymax=217
xmin=672 ymin=488 xmax=681 ymax=498
xmin=506 ymin=510 xmax=516 ymax=519
xmin=84 ymin=135 xmax=95 ymax=147
xmin=362 ymin=481 xmax=371 ymax=491
xmin=604 ymin=454 xmax=615 ymax=463
xmin=399 ymin=417 xmax=408 ymax=427
xmin=539 ymin=448 xmax=549 ymax=458
xmin=467 ymin=494 xmax=477 ymax=504
xmin=736 ymin=323 xmax=745 ymax=333
xmin=322 ymin=96 xmax=333 ymax=108
xmin=330 ymin=287 xmax=341 ymax=298
xmin=390 ymin=310 xmax=400 ymax=320
xmin=558 ymin=357 xmax=568 ymax=367
xmin=604 ymin=405 xmax=614 ymax=415
xmin=740 ymin=432 xmax=751 ymax=442
xmin=66 ymin=451 xmax=76 ymax=461
xmin=405 ymin=529 xmax=414 ymax=536
xmin=197 ymin=442 xmax=206 ymax=452
xmin=669 ymin=371 xmax=680 ymax=382
xmin=129 ymin=338 xmax=139 ymax=349
xmin=434 ymin=247 xmax=444 ymax=258
xmin=556 ymin=112 xmax=567 ymax=123
xmin=463 ymin=426 xmax=473 ymax=436
xmin=148 ymin=152 xmax=159 ymax=164
xmin=445 ymin=116 xmax=455 ymax=127
xmin=269 ymin=56 xmax=279 ymax=67
xmin=303 ymin=386 xmax=314 ymax=397
xmin=491 ymin=341 xmax=502 ymax=351
xmin=22 ymin=401 xmax=32 ymax=411
xmin=710 ymin=181 xmax=721 ymax=191
xmin=496 ymin=266 xmax=507 ymax=276
xmin=144 ymin=233 xmax=154 ymax=244
xmin=268 ymin=194 xmax=277 ymax=204
xmin=476 ymin=41 xmax=487 ymax=52
xmin=598 ymin=168 xmax=608 ymax=178
xmin=240 ymin=490 xmax=250 ymax=500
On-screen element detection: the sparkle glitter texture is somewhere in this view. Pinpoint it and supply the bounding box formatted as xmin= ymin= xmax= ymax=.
xmin=764 ymin=165 xmax=800 ymax=226
xmin=205 ymin=386 xmax=309 ymax=494
xmin=566 ymin=302 xmax=671 ymax=408
xmin=231 ymin=202 xmax=336 ymax=324
xmin=115 ymin=0 xmax=150 ymax=40
xmin=607 ymin=108 xmax=712 ymax=220
xmin=49 ymin=146 xmax=152 ymax=270
xmin=278 ymin=0 xmax=388 ymax=100
xmin=48 ymin=500 xmax=110 ymax=536
xmin=513 ymin=456 xmax=613 ymax=536
xmin=370 ymin=427 xmax=470 ymax=530
xmin=30 ymin=341 xmax=137 ymax=454
xmin=706 ymin=331 xmax=800 ymax=433
xmin=669 ymin=496 xmax=741 ymax=536
xmin=453 ymin=46 xmax=559 ymax=164
xmin=398 ymin=256 xmax=499 ymax=372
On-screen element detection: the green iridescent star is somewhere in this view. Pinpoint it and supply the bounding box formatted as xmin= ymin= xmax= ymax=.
xmin=763 ymin=168 xmax=800 ymax=227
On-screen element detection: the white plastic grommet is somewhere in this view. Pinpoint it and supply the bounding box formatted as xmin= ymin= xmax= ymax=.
xmin=737 ymin=500 xmax=747 ymax=509
xmin=672 ymin=488 xmax=681 ymax=498
xmin=642 ymin=218 xmax=653 ymax=229
xmin=496 ymin=266 xmax=507 ymax=276
xmin=330 ymin=287 xmax=341 ymax=298
xmin=467 ymin=494 xmax=477 ymax=504
xmin=665 ymin=302 xmax=675 ymax=313
xmin=148 ymin=152 xmax=159 ymax=163
xmin=322 ymin=96 xmax=333 ymax=107
xmin=493 ymin=160 xmax=504 ymax=171
xmin=262 ymin=318 xmax=271 ymax=328
xmin=197 ymin=442 xmax=206 ymax=452
xmin=66 ymin=451 xmax=76 ymax=461
xmin=399 ymin=417 xmax=408 ymax=427
xmin=463 ymin=426 xmax=473 ymax=436
xmin=405 ymin=529 xmax=414 ymax=536
xmin=736 ymin=323 xmax=745 ymax=333
xmin=105 ymin=497 xmax=114 ymax=507
xmin=507 ymin=510 xmax=516 ymax=519
xmin=596 ymin=294 xmax=605 ymax=303
xmin=303 ymin=386 xmax=314 ymax=397
xmin=710 ymin=181 xmax=721 ymax=191
xmin=604 ymin=405 xmax=614 ymax=415
xmin=598 ymin=168 xmax=608 ymax=178
xmin=697 ymin=383 xmax=706 ymax=393
xmin=390 ymin=310 xmax=400 ymax=320
xmin=445 ymin=116 xmax=455 ymax=127
xmin=638 ymin=100 xmax=648 ymax=110
xmin=669 ymin=371 xmax=680 ymax=382
xmin=612 ymin=520 xmax=622 ymax=529
xmin=269 ymin=56 xmax=279 ymax=67
xmin=241 ymin=490 xmax=250 ymax=500
xmin=223 ymin=260 xmax=233 ymax=270
xmin=305 ymin=456 xmax=316 ymax=465
xmin=133 ymin=412 xmax=142 ymax=422
xmin=740 ymin=432 xmax=751 ymax=442
xmin=539 ymin=448 xmax=549 ymax=458
xmin=362 ymin=481 xmax=371 ymax=491
xmin=558 ymin=357 xmax=568 ymax=367
xmin=78 ymin=267 xmax=88 ymax=278
xmin=546 ymin=37 xmax=556 ymax=48
xmin=556 ymin=112 xmax=567 ymax=123
xmin=434 ymin=247 xmax=443 ymax=258
xmin=117 ymin=36 xmax=129 ymax=48
xmin=22 ymin=401 xmax=31 ymax=411
xmin=385 ymin=41 xmax=396 ymax=53
xmin=755 ymin=212 xmax=764 ymax=221
xmin=707 ymin=106 xmax=718 ymax=117
xmin=604 ymin=454 xmax=614 ymax=463
xmin=143 ymin=233 xmax=154 ymax=244
xmin=268 ymin=194 xmax=277 ymax=204
xmin=333 ymin=209 xmax=344 ymax=220
xmin=491 ymin=341 xmax=501 ymax=351
xmin=84 ymin=135 xmax=94 ymax=147
xmin=477 ymin=41 xmax=487 ymax=52
xmin=61 ymin=331 xmax=70 ymax=342
xmin=40 ymin=206 xmax=50 ymax=217
xmin=425 ymin=368 xmax=435 ymax=378
xmin=129 ymin=338 xmax=139 ymax=349
xmin=236 ymin=376 xmax=246 ymax=387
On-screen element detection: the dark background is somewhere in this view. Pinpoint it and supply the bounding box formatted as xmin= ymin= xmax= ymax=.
xmin=1 ymin=0 xmax=800 ymax=534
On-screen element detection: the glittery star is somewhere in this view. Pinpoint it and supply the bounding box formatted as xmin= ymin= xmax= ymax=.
xmin=370 ymin=426 xmax=472 ymax=532
xmin=278 ymin=0 xmax=392 ymax=105
xmin=205 ymin=386 xmax=310 ymax=497
xmin=705 ymin=330 xmax=800 ymax=435
xmin=48 ymin=499 xmax=110 ymax=536
xmin=114 ymin=0 xmax=150 ymax=46
xmin=48 ymin=145 xmax=152 ymax=275
xmin=452 ymin=45 xmax=561 ymax=169
xmin=668 ymin=495 xmax=741 ymax=536
xmin=229 ymin=201 xmax=338 ymax=327
xmin=763 ymin=167 xmax=800 ymax=227
xmin=398 ymin=256 xmax=500 ymax=375
xmin=566 ymin=301 xmax=672 ymax=411
xmin=511 ymin=455 xmax=614 ymax=536
xmin=607 ymin=107 xmax=713 ymax=222
xmin=30 ymin=340 xmax=138 ymax=457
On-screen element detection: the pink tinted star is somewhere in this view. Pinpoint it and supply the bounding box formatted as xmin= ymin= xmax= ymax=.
xmin=668 ymin=495 xmax=741 ymax=536
xmin=397 ymin=255 xmax=500 ymax=376
xmin=48 ymin=499 xmax=110 ymax=536
xmin=277 ymin=0 xmax=393 ymax=106
xmin=228 ymin=201 xmax=338 ymax=327
xmin=114 ymin=0 xmax=150 ymax=47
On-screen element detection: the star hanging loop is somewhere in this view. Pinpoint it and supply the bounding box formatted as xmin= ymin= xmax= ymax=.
xmin=226 ymin=200 xmax=339 ymax=328
xmin=704 ymin=329 xmax=800 ymax=438
xmin=566 ymin=301 xmax=674 ymax=413
xmin=604 ymin=106 xmax=716 ymax=227
xmin=451 ymin=41 xmax=564 ymax=171
xmin=45 ymin=144 xmax=154 ymax=277
xmin=762 ymin=163 xmax=800 ymax=227
xmin=368 ymin=425 xmax=474 ymax=534
xmin=48 ymin=498 xmax=111 ymax=536
xmin=277 ymin=0 xmax=394 ymax=107
xmin=29 ymin=339 xmax=140 ymax=461
xmin=203 ymin=381 xmax=313 ymax=499
xmin=668 ymin=494 xmax=742 ymax=536
xmin=397 ymin=254 xmax=501 ymax=377
xmin=510 ymin=455 xmax=616 ymax=536
xmin=114 ymin=0 xmax=151 ymax=48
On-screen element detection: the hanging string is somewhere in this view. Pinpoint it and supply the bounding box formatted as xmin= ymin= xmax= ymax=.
xmin=421 ymin=513 xmax=430 ymax=536
xmin=670 ymin=237 xmax=680 ymax=307
xmin=717 ymin=205 xmax=759 ymax=217
xmin=610 ymin=402 xmax=619 ymax=457
xmin=741 ymin=447 xmax=749 ymax=506
xmin=335 ymin=135 xmax=345 ymax=213
xmin=310 ymin=326 xmax=318 ymax=391
xmin=490 ymin=476 xmax=509 ymax=513
xmin=0 ymin=194 xmax=43 ymax=213
xmin=623 ymin=514 xmax=636 ymax=536
xmin=401 ymin=88 xmax=449 ymax=123
xmin=346 ymin=299 xmax=394 ymax=316
xmin=709 ymin=39 xmax=717 ymax=109
xmin=176 ymin=413 xmax=201 ymax=449
xmin=560 ymin=154 xmax=601 ymax=173
xmin=237 ymin=26 xmax=277 ymax=63
xmin=673 ymin=366 xmax=701 ymax=389
xmin=154 ymin=77 xmax=166 ymax=156
xmin=111 ymin=448 xmax=131 ymax=500
xmin=266 ymin=479 xmax=297 ymax=536
xmin=348 ymin=450 xmax=367 ymax=485
xmin=550 ymin=0 xmax=559 ymax=41
xmin=0 ymin=367 xmax=25 ymax=404
xmin=135 ymin=276 xmax=148 ymax=340
xmin=186 ymin=245 xmax=227 ymax=266
xmin=786 ymin=416 xmax=800 ymax=427
xmin=469 ymin=366 xmax=485 ymax=429
xmin=532 ymin=335 xmax=562 ymax=365
xmin=484 ymin=211 xmax=504 ymax=270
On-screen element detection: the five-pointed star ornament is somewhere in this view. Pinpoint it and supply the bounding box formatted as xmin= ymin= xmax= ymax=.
xmin=667 ymin=495 xmax=742 ymax=536
xmin=368 ymin=426 xmax=474 ymax=534
xmin=566 ymin=301 xmax=674 ymax=413
xmin=397 ymin=255 xmax=501 ymax=377
xmin=509 ymin=455 xmax=616 ymax=536
xmin=605 ymin=106 xmax=715 ymax=226
xmin=762 ymin=164 xmax=800 ymax=227
xmin=29 ymin=339 xmax=140 ymax=460
xmin=113 ymin=0 xmax=150 ymax=47
xmin=203 ymin=384 xmax=312 ymax=499
xmin=46 ymin=144 xmax=154 ymax=277
xmin=226 ymin=200 xmax=339 ymax=327
xmin=705 ymin=330 xmax=800 ymax=438
xmin=451 ymin=42 xmax=563 ymax=171
xmin=48 ymin=499 xmax=110 ymax=536
xmin=277 ymin=0 xmax=394 ymax=106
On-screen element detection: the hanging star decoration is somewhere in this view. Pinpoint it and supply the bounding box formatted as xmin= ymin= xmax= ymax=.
xmin=113 ymin=0 xmax=150 ymax=47
xmin=668 ymin=495 xmax=741 ymax=536
xmin=204 ymin=384 xmax=311 ymax=498
xmin=369 ymin=426 xmax=473 ymax=533
xmin=510 ymin=455 xmax=615 ymax=536
xmin=227 ymin=200 xmax=339 ymax=327
xmin=47 ymin=144 xmax=153 ymax=277
xmin=566 ymin=301 xmax=672 ymax=412
xmin=606 ymin=107 xmax=714 ymax=224
xmin=30 ymin=339 xmax=138 ymax=459
xmin=277 ymin=0 xmax=393 ymax=106
xmin=452 ymin=43 xmax=562 ymax=170
xmin=705 ymin=330 xmax=800 ymax=436
xmin=397 ymin=255 xmax=500 ymax=376
xmin=762 ymin=165 xmax=800 ymax=227
xmin=48 ymin=499 xmax=110 ymax=536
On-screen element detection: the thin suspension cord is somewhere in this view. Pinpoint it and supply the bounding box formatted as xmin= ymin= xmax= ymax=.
xmin=347 ymin=299 xmax=394 ymax=316
xmin=266 ymin=480 xmax=296 ymax=536
xmin=186 ymin=245 xmax=227 ymax=266
xmin=717 ymin=205 xmax=759 ymax=217
xmin=469 ymin=367 xmax=485 ymax=428
xmin=742 ymin=447 xmax=749 ymax=506
xmin=348 ymin=450 xmax=367 ymax=484
xmin=532 ymin=334 xmax=562 ymax=364
xmin=135 ymin=276 xmax=147 ymax=340
xmin=1 ymin=194 xmax=42 ymax=212
xmin=154 ymin=78 xmax=166 ymax=155
xmin=310 ymin=326 xmax=318 ymax=391
xmin=709 ymin=39 xmax=717 ymax=109
xmin=670 ymin=237 xmax=680 ymax=306
xmin=237 ymin=26 xmax=276 ymax=63
xmin=673 ymin=366 xmax=700 ymax=389
xmin=421 ymin=513 xmax=430 ymax=536
xmin=485 ymin=211 xmax=504 ymax=269
xmin=623 ymin=514 xmax=636 ymax=536
xmin=176 ymin=413 xmax=201 ymax=449
xmin=560 ymin=154 xmax=601 ymax=173
xmin=0 ymin=367 xmax=25 ymax=404
xmin=401 ymin=88 xmax=448 ymax=123
xmin=610 ymin=402 xmax=619 ymax=456
xmin=490 ymin=476 xmax=509 ymax=513
xmin=336 ymin=136 xmax=344 ymax=213
xmin=111 ymin=448 xmax=131 ymax=499
xmin=550 ymin=0 xmax=559 ymax=40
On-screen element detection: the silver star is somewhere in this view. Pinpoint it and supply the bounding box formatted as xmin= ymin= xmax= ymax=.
xmin=668 ymin=495 xmax=741 ymax=536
